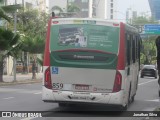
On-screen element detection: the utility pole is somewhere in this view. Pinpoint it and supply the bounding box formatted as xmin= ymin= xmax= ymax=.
xmin=13 ymin=0 xmax=17 ymax=81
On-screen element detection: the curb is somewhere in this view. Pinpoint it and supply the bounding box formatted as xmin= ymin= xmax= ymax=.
xmin=0 ymin=79 xmax=42 ymax=86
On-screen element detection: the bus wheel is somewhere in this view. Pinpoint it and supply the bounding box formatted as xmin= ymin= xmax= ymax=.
xmin=121 ymin=86 xmax=131 ymax=111
xmin=131 ymin=95 xmax=135 ymax=103
xmin=121 ymin=104 xmax=128 ymax=111
xmin=140 ymin=75 xmax=143 ymax=78
xmin=58 ymin=103 xmax=67 ymax=107
xmin=128 ymin=85 xmax=131 ymax=104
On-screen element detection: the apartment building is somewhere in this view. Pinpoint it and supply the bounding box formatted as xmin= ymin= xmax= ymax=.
xmin=46 ymin=0 xmax=67 ymax=14
xmin=67 ymin=0 xmax=117 ymax=19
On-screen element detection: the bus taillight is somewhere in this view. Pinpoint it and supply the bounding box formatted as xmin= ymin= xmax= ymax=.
xmin=45 ymin=67 xmax=52 ymax=89
xmin=113 ymin=71 xmax=122 ymax=93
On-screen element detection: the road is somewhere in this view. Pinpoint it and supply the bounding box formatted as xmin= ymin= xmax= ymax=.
xmin=0 ymin=77 xmax=160 ymax=120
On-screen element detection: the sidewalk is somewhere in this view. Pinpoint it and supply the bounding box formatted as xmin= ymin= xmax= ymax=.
xmin=0 ymin=73 xmax=43 ymax=86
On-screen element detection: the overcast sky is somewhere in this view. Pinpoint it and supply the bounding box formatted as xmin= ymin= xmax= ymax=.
xmin=117 ymin=0 xmax=151 ymax=19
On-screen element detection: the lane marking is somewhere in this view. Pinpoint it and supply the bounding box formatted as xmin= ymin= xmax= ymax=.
xmin=3 ymin=97 xmax=14 ymax=100
xmin=144 ymin=99 xmax=160 ymax=102
xmin=138 ymin=79 xmax=157 ymax=86
xmin=21 ymin=117 xmax=35 ymax=120
xmin=34 ymin=92 xmax=42 ymax=94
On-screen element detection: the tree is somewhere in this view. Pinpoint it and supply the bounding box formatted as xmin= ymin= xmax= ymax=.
xmin=16 ymin=10 xmax=48 ymax=53
xmin=0 ymin=0 xmax=21 ymax=22
xmin=0 ymin=29 xmax=20 ymax=82
xmin=11 ymin=9 xmax=49 ymax=78
xmin=51 ymin=4 xmax=80 ymax=17
xmin=0 ymin=0 xmax=21 ymax=82
xmin=132 ymin=15 xmax=158 ymax=25
xmin=132 ymin=15 xmax=159 ymax=65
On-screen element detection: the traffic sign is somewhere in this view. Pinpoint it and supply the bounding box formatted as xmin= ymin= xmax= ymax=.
xmin=144 ymin=24 xmax=160 ymax=34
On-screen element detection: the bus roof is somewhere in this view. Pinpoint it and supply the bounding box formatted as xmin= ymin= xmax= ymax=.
xmin=51 ymin=18 xmax=121 ymax=27
xmin=51 ymin=18 xmax=139 ymax=33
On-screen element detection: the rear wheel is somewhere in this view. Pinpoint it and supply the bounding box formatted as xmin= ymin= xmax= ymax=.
xmin=131 ymin=95 xmax=135 ymax=103
xmin=140 ymin=75 xmax=143 ymax=78
xmin=58 ymin=103 xmax=67 ymax=107
xmin=122 ymin=85 xmax=131 ymax=111
xmin=155 ymin=75 xmax=157 ymax=79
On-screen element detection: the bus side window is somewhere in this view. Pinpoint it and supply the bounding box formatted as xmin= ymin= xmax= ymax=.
xmin=126 ymin=33 xmax=131 ymax=66
xmin=135 ymin=35 xmax=139 ymax=61
xmin=132 ymin=35 xmax=136 ymax=63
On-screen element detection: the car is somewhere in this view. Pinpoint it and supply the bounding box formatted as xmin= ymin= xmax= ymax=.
xmin=140 ymin=65 xmax=157 ymax=79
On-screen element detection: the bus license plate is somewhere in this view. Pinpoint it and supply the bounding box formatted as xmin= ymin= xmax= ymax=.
xmin=75 ymin=85 xmax=89 ymax=90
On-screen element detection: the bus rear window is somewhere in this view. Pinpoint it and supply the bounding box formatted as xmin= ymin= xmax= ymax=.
xmin=50 ymin=24 xmax=119 ymax=54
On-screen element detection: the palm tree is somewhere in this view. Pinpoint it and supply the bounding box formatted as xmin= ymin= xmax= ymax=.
xmin=0 ymin=0 xmax=21 ymax=82
xmin=51 ymin=4 xmax=80 ymax=17
xmin=0 ymin=29 xmax=20 ymax=82
xmin=67 ymin=4 xmax=80 ymax=13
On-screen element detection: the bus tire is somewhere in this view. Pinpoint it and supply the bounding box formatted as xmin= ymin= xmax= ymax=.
xmin=128 ymin=85 xmax=131 ymax=104
xmin=58 ymin=103 xmax=67 ymax=107
xmin=131 ymin=95 xmax=135 ymax=103
xmin=121 ymin=104 xmax=128 ymax=111
xmin=121 ymin=85 xmax=131 ymax=111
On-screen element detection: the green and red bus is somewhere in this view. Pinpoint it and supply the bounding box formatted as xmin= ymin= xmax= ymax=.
xmin=42 ymin=17 xmax=141 ymax=110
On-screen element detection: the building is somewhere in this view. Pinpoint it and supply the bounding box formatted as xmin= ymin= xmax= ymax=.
xmin=36 ymin=0 xmax=46 ymax=12
xmin=6 ymin=0 xmax=37 ymax=8
xmin=6 ymin=0 xmax=46 ymax=12
xmin=67 ymin=0 xmax=117 ymax=19
xmin=2 ymin=0 xmax=44 ymax=75
xmin=46 ymin=0 xmax=117 ymax=19
xmin=95 ymin=0 xmax=117 ymax=19
xmin=148 ymin=0 xmax=160 ymax=20
xmin=46 ymin=0 xmax=67 ymax=14
xmin=126 ymin=8 xmax=137 ymax=24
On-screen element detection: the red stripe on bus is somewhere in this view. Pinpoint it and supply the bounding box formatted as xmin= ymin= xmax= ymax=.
xmin=117 ymin=23 xmax=125 ymax=70
xmin=43 ymin=17 xmax=52 ymax=66
xmin=55 ymin=49 xmax=116 ymax=55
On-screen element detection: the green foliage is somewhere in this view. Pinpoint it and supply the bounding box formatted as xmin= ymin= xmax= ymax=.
xmin=15 ymin=9 xmax=49 ymax=54
xmin=67 ymin=4 xmax=80 ymax=13
xmin=51 ymin=6 xmax=63 ymax=14
xmin=0 ymin=28 xmax=19 ymax=51
xmin=141 ymin=36 xmax=157 ymax=65
xmin=51 ymin=4 xmax=80 ymax=17
xmin=132 ymin=15 xmax=158 ymax=65
xmin=0 ymin=0 xmax=21 ymax=22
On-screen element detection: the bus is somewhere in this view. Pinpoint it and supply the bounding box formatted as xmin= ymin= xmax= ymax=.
xmin=42 ymin=17 xmax=141 ymax=110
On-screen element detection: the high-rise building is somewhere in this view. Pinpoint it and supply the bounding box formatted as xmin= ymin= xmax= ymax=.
xmin=126 ymin=9 xmax=137 ymax=24
xmin=67 ymin=0 xmax=117 ymax=19
xmin=95 ymin=0 xmax=117 ymax=19
xmin=6 ymin=0 xmax=46 ymax=12
xmin=68 ymin=0 xmax=90 ymax=18
xmin=148 ymin=0 xmax=160 ymax=20
xmin=46 ymin=0 xmax=67 ymax=14
xmin=6 ymin=0 xmax=37 ymax=8
xmin=46 ymin=0 xmax=117 ymax=19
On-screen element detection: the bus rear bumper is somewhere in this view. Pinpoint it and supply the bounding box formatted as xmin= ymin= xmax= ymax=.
xmin=42 ymin=86 xmax=125 ymax=106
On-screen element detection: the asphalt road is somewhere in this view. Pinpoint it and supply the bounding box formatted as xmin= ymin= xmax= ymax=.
xmin=0 ymin=77 xmax=160 ymax=120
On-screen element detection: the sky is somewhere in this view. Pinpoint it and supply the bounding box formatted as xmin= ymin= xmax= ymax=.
xmin=117 ymin=0 xmax=151 ymax=19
